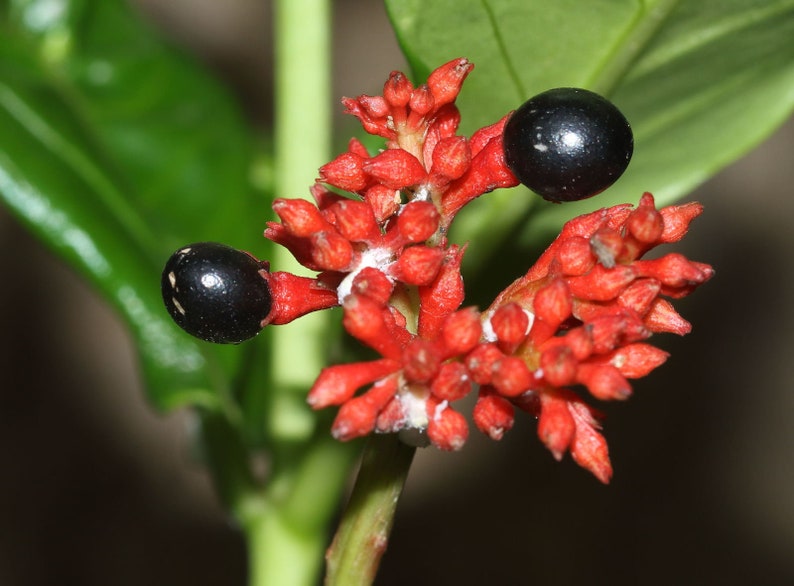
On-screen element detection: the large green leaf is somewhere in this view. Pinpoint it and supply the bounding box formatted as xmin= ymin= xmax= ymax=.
xmin=386 ymin=0 xmax=794 ymax=239
xmin=0 ymin=0 xmax=272 ymax=411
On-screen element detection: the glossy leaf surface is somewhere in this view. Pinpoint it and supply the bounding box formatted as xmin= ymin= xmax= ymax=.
xmin=386 ymin=0 xmax=794 ymax=237
xmin=0 ymin=0 xmax=271 ymax=411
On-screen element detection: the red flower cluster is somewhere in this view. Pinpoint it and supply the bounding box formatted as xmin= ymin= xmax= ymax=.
xmin=263 ymin=58 xmax=713 ymax=482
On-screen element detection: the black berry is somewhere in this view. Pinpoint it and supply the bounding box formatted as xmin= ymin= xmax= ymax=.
xmin=161 ymin=242 xmax=272 ymax=344
xmin=503 ymin=87 xmax=633 ymax=202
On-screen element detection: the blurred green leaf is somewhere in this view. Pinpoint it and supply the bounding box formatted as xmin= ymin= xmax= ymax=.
xmin=0 ymin=0 xmax=271 ymax=411
xmin=386 ymin=0 xmax=794 ymax=241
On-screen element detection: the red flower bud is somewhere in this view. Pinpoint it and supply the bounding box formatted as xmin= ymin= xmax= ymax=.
xmin=308 ymin=359 xmax=400 ymax=408
xmin=658 ymin=198 xmax=703 ymax=244
xmin=319 ymin=152 xmax=368 ymax=192
xmin=342 ymin=97 xmax=390 ymax=138
xmin=643 ymin=298 xmax=692 ymax=335
xmin=310 ymin=230 xmax=354 ymax=271
xmin=430 ymin=136 xmax=471 ymax=182
xmin=538 ymin=391 xmax=576 ymax=461
xmin=441 ymin=308 xmax=483 ymax=355
xmin=590 ymin=227 xmax=625 ymax=267
xmin=465 ymin=343 xmax=504 ymax=385
xmin=588 ymin=312 xmax=649 ymax=354
xmin=598 ymin=343 xmax=669 ymax=378
xmin=418 ymin=245 xmax=465 ymax=338
xmin=428 ymin=104 xmax=462 ymax=144
xmin=426 ymin=57 xmax=473 ymax=108
xmin=364 ymin=149 xmax=427 ymax=190
xmin=364 ymin=184 xmax=400 ymax=222
xmin=384 ymin=70 xmax=413 ymax=108
xmin=566 ymin=264 xmax=636 ymax=302
xmin=576 ymin=363 xmax=632 ymax=400
xmin=350 ymin=267 xmax=394 ymax=306
xmin=402 ymin=338 xmax=442 ymax=383
xmin=473 ymin=387 xmax=515 ymax=440
xmin=533 ymin=279 xmax=572 ymax=328
xmin=561 ymin=327 xmax=596 ymax=361
xmin=634 ymin=253 xmax=713 ymax=289
xmin=356 ymin=95 xmax=390 ymax=119
xmin=263 ymin=223 xmax=318 ymax=269
xmin=540 ymin=326 xmax=594 ymax=362
xmin=539 ymin=345 xmax=577 ymax=387
xmin=310 ymin=183 xmax=346 ymax=210
xmin=568 ymin=400 xmax=612 ymax=484
xmin=520 ymin=204 xmax=631 ymax=283
xmin=440 ymin=137 xmax=518 ymax=220
xmin=617 ymin=278 xmax=662 ymax=316
xmin=427 ymin=400 xmax=469 ymax=451
xmin=492 ymin=356 xmax=534 ymax=397
xmin=347 ymin=137 xmax=370 ymax=158
xmin=375 ymin=395 xmax=406 ymax=434
xmin=273 ymin=198 xmax=329 ymax=237
xmin=393 ymin=245 xmax=445 ymax=286
xmin=397 ymin=201 xmax=440 ymax=243
xmin=626 ymin=202 xmax=664 ymax=244
xmin=408 ymin=84 xmax=435 ymax=126
xmin=556 ymin=236 xmax=596 ymax=276
xmin=490 ymin=302 xmax=530 ymax=353
xmin=326 ymin=199 xmax=380 ymax=243
xmin=332 ymin=398 xmax=377 ymax=440
xmin=431 ymin=361 xmax=473 ymax=402
xmin=343 ymin=295 xmax=408 ymax=360
xmin=331 ymin=375 xmax=399 ymax=441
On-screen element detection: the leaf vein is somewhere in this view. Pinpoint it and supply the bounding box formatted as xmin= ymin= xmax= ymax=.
xmin=479 ymin=0 xmax=526 ymax=101
xmin=588 ymin=0 xmax=682 ymax=96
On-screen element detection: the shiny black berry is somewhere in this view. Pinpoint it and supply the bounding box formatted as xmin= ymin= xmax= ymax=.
xmin=161 ymin=242 xmax=272 ymax=344
xmin=503 ymin=87 xmax=633 ymax=202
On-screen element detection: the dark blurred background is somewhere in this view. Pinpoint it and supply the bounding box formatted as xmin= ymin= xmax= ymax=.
xmin=1 ymin=1 xmax=792 ymax=585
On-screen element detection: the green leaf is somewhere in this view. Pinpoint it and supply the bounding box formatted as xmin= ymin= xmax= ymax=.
xmin=0 ymin=0 xmax=271 ymax=411
xmin=386 ymin=0 xmax=794 ymax=240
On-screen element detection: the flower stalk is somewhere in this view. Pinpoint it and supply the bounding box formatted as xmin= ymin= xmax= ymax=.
xmin=325 ymin=434 xmax=416 ymax=586
xmin=237 ymin=2 xmax=353 ymax=586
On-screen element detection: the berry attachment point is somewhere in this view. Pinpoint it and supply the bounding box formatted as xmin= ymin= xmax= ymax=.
xmin=503 ymin=87 xmax=633 ymax=202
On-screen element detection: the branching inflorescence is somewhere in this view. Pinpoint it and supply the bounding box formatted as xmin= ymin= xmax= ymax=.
xmin=163 ymin=58 xmax=713 ymax=482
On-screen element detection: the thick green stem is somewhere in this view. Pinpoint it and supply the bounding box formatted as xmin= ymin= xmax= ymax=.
xmin=271 ymin=0 xmax=333 ymax=388
xmin=238 ymin=2 xmax=341 ymax=586
xmin=238 ymin=3 xmax=418 ymax=584
xmin=244 ymin=434 xmax=355 ymax=586
xmin=245 ymin=510 xmax=326 ymax=586
xmin=325 ymin=434 xmax=416 ymax=586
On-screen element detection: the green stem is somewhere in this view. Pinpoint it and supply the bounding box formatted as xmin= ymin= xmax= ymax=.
xmin=237 ymin=1 xmax=343 ymax=586
xmin=325 ymin=434 xmax=416 ymax=586
xmin=270 ymin=0 xmax=333 ymax=388
xmin=245 ymin=434 xmax=356 ymax=586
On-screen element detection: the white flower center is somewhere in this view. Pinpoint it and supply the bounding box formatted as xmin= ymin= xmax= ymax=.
xmin=336 ymin=246 xmax=394 ymax=304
